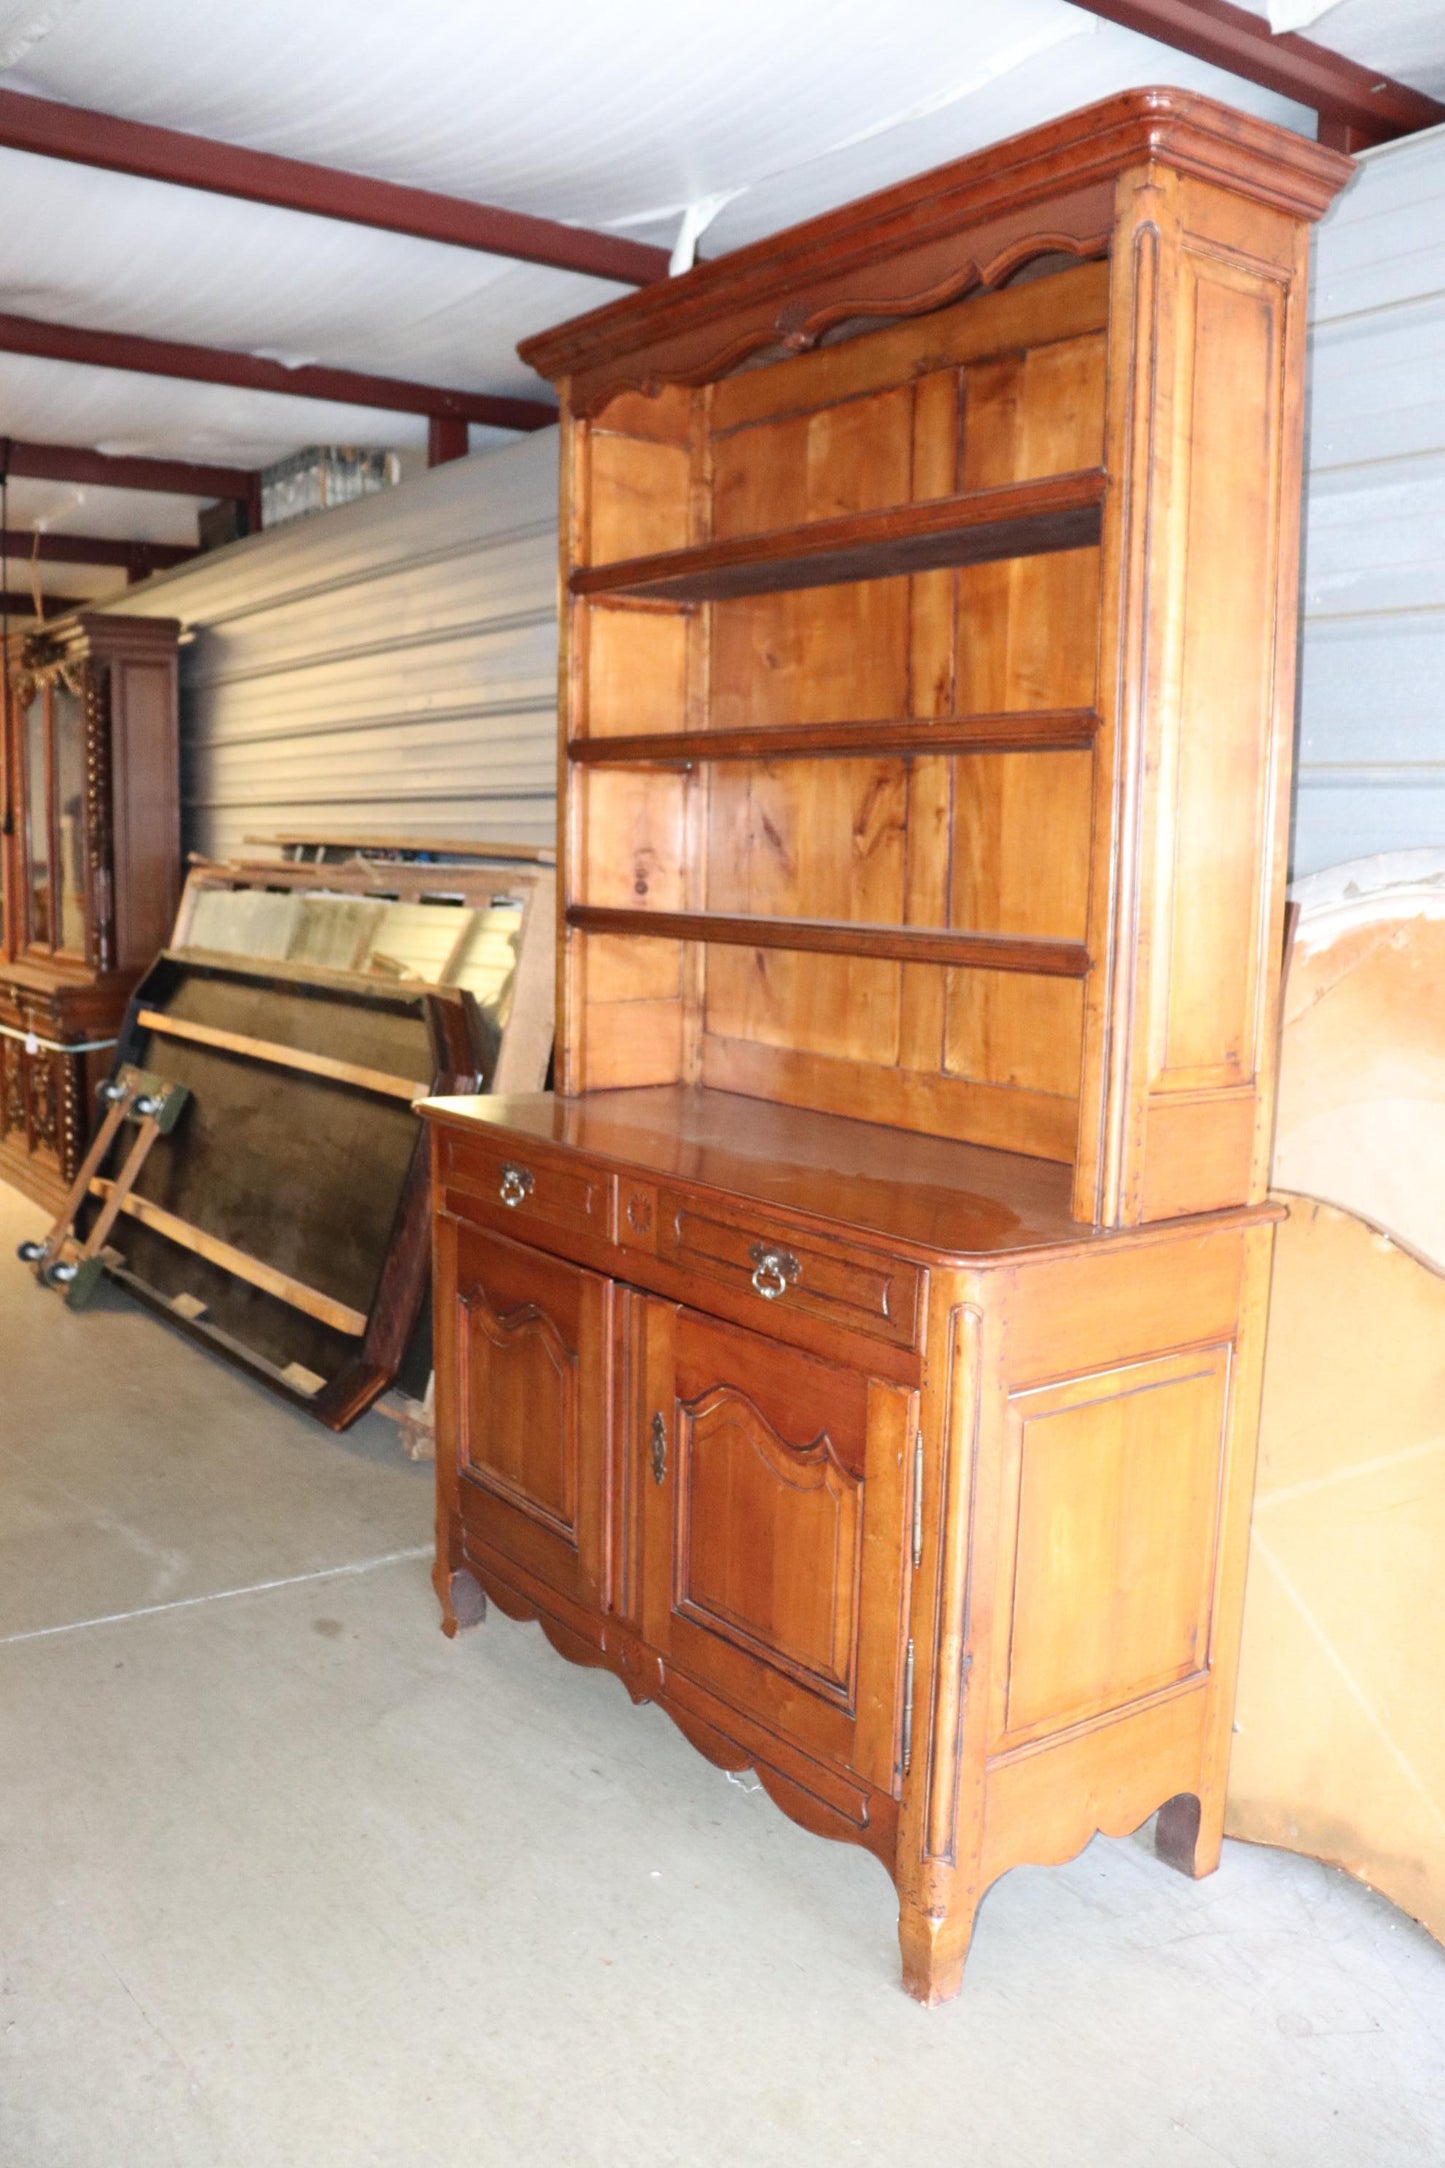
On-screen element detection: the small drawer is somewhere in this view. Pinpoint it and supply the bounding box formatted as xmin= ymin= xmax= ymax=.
xmin=441 ymin=1131 xmax=613 ymax=1243
xmin=656 ymin=1194 xmax=921 ymax=1350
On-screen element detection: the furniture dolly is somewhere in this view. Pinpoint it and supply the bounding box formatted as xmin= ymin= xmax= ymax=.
xmin=18 ymin=1064 xmax=188 ymax=1305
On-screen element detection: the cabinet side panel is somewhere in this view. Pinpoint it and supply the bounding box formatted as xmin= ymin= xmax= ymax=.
xmin=1150 ymin=261 xmax=1282 ymax=1091
xmin=994 ymin=1347 xmax=1230 ymax=1748
xmin=111 ymin=656 xmax=179 ymax=969
xmin=1083 ymin=167 xmax=1309 ymax=1224
xmin=971 ymin=1220 xmax=1265 ymax=1896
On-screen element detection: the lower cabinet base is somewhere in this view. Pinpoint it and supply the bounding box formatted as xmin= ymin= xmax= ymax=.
xmin=425 ymin=1097 xmax=1277 ymax=2004
xmin=439 ymin=1530 xmax=903 ymax=1872
xmin=436 ymin=1520 xmax=1227 ymax=2004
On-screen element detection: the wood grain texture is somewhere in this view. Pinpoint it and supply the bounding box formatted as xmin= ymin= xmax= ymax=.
xmin=431 ymin=90 xmax=1347 ymax=2005
xmin=87 ymin=1176 xmax=368 ymax=1335
xmin=568 ymin=906 xmax=1090 ymax=978
xmin=573 ymin=470 xmax=1105 ymax=601
xmin=567 ymin=711 xmax=1101 ymax=765
xmin=136 ymin=1007 xmax=423 ymax=1102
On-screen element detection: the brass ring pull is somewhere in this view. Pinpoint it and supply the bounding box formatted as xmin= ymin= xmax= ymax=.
xmin=498 ymin=1162 xmax=534 ymax=1208
xmin=748 ymin=1244 xmax=801 ymax=1300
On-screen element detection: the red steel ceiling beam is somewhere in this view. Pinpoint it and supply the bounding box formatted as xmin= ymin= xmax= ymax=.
xmin=1083 ymin=0 xmax=1445 ymax=147
xmin=0 ymin=310 xmax=557 ymax=430
xmin=0 ymin=86 xmax=670 ymax=286
xmin=1 ymin=434 xmax=256 ymax=500
xmin=0 ymin=588 xmax=87 ymax=617
xmin=427 ymin=415 xmax=470 ymax=468
xmin=2 ymin=531 xmax=194 ymax=570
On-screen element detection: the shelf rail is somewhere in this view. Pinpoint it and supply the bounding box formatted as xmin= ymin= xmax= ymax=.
xmin=565 ymin=906 xmax=1090 ymax=979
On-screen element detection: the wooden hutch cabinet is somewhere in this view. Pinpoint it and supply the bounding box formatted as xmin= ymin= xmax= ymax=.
xmin=0 ymin=611 xmax=180 ymax=1207
xmin=420 ymin=91 xmax=1351 ymax=2002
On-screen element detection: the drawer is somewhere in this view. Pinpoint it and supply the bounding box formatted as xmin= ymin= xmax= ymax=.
xmin=656 ymin=1193 xmax=922 ymax=1350
xmin=440 ymin=1130 xmax=613 ymax=1243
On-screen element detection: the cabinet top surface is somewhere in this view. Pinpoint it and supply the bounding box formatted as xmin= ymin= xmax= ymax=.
xmin=420 ymin=1087 xmax=1274 ymax=1261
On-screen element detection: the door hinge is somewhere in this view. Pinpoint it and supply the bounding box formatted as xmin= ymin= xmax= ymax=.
xmin=901 ymin=1637 xmax=915 ymax=1775
xmin=911 ymin=1428 xmax=924 ymax=1569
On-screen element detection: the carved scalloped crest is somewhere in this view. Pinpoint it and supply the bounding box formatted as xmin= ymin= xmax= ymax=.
xmin=570 ymin=232 xmax=1112 ymax=418
xmin=460 ymin=1282 xmax=575 ymax=1378
xmin=522 ymin=90 xmax=1350 ymax=416
xmin=678 ymin=1379 xmax=854 ymax=1490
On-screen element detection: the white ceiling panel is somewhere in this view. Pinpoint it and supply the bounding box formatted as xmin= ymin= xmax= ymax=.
xmin=1235 ymin=0 xmax=1445 ymax=98
xmin=0 ymin=0 xmax=1437 ymax=540
xmin=1 ymin=473 xmax=204 ymax=541
xmin=0 ymin=350 xmax=517 ymax=467
xmin=0 ymin=145 xmax=602 ymax=392
xmin=0 ymin=566 xmax=125 ymax=605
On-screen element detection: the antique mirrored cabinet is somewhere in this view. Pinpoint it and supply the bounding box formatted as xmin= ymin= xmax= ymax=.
xmin=0 ymin=611 xmax=180 ymax=1206
xmin=420 ymin=91 xmax=1351 ymax=2001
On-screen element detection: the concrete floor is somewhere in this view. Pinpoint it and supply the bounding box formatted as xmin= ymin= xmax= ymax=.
xmin=1 ymin=1184 xmax=1442 ymax=2168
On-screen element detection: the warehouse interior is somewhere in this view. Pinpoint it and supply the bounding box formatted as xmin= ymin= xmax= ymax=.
xmin=1 ymin=4 xmax=1443 ymax=2164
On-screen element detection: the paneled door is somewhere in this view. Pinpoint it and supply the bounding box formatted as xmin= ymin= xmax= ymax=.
xmin=446 ymin=1220 xmax=613 ymax=1612
xmin=634 ymin=1300 xmax=915 ymax=1795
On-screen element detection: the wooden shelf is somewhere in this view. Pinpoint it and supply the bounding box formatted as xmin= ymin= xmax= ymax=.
xmin=572 ymin=469 xmax=1106 ymax=604
xmin=568 ymin=710 xmax=1101 ymax=767
xmin=566 ymin=906 xmax=1090 ymax=979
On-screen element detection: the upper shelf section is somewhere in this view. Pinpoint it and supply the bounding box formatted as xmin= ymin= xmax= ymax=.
xmin=573 ymin=469 xmax=1106 ymax=605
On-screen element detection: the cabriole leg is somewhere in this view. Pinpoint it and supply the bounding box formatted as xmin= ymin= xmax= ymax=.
xmin=1155 ymin=1790 xmax=1223 ymax=1879
xmin=897 ymin=1878 xmax=981 ymax=2007
xmin=435 ymin=1561 xmax=486 ymax=1636
xmin=434 ymin=1505 xmax=486 ymax=1638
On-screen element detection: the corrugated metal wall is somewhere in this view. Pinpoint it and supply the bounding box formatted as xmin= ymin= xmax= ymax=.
xmin=1296 ymin=124 xmax=1445 ymax=877
xmin=110 ymin=429 xmax=559 ymax=860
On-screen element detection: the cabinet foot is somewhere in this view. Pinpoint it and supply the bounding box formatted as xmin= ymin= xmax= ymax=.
xmin=435 ymin=1562 xmax=487 ymax=1637
xmin=897 ymin=1889 xmax=979 ymax=2007
xmin=1155 ymin=1791 xmax=1222 ymax=1879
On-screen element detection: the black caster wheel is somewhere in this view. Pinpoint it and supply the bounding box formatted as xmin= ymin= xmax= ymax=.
xmin=97 ymin=1078 xmax=128 ymax=1105
xmin=42 ymin=1260 xmax=77 ymax=1289
xmin=16 ymin=1240 xmax=44 ymax=1264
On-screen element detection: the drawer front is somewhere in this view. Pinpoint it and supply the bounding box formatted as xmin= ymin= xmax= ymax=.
xmin=441 ymin=1130 xmax=613 ymax=1244
xmin=655 ymin=1193 xmax=922 ymax=1350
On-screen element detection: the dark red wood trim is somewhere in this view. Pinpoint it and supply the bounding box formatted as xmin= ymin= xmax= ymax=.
xmin=1 ymin=531 xmax=194 ymax=570
xmin=427 ymin=414 xmax=470 ymax=467
xmin=567 ymin=711 xmax=1103 ymax=765
xmin=0 ymin=588 xmax=87 ymax=617
xmin=566 ymin=905 xmax=1092 ymax=979
xmin=0 ymin=85 xmax=669 ymax=287
xmin=573 ymin=471 xmax=1105 ymax=603
xmin=0 ymin=435 xmax=255 ymax=501
xmin=1081 ymin=1 xmax=1445 ymax=145
xmin=1315 ymin=116 xmax=1378 ymax=156
xmin=0 ymin=310 xmax=557 ymax=430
